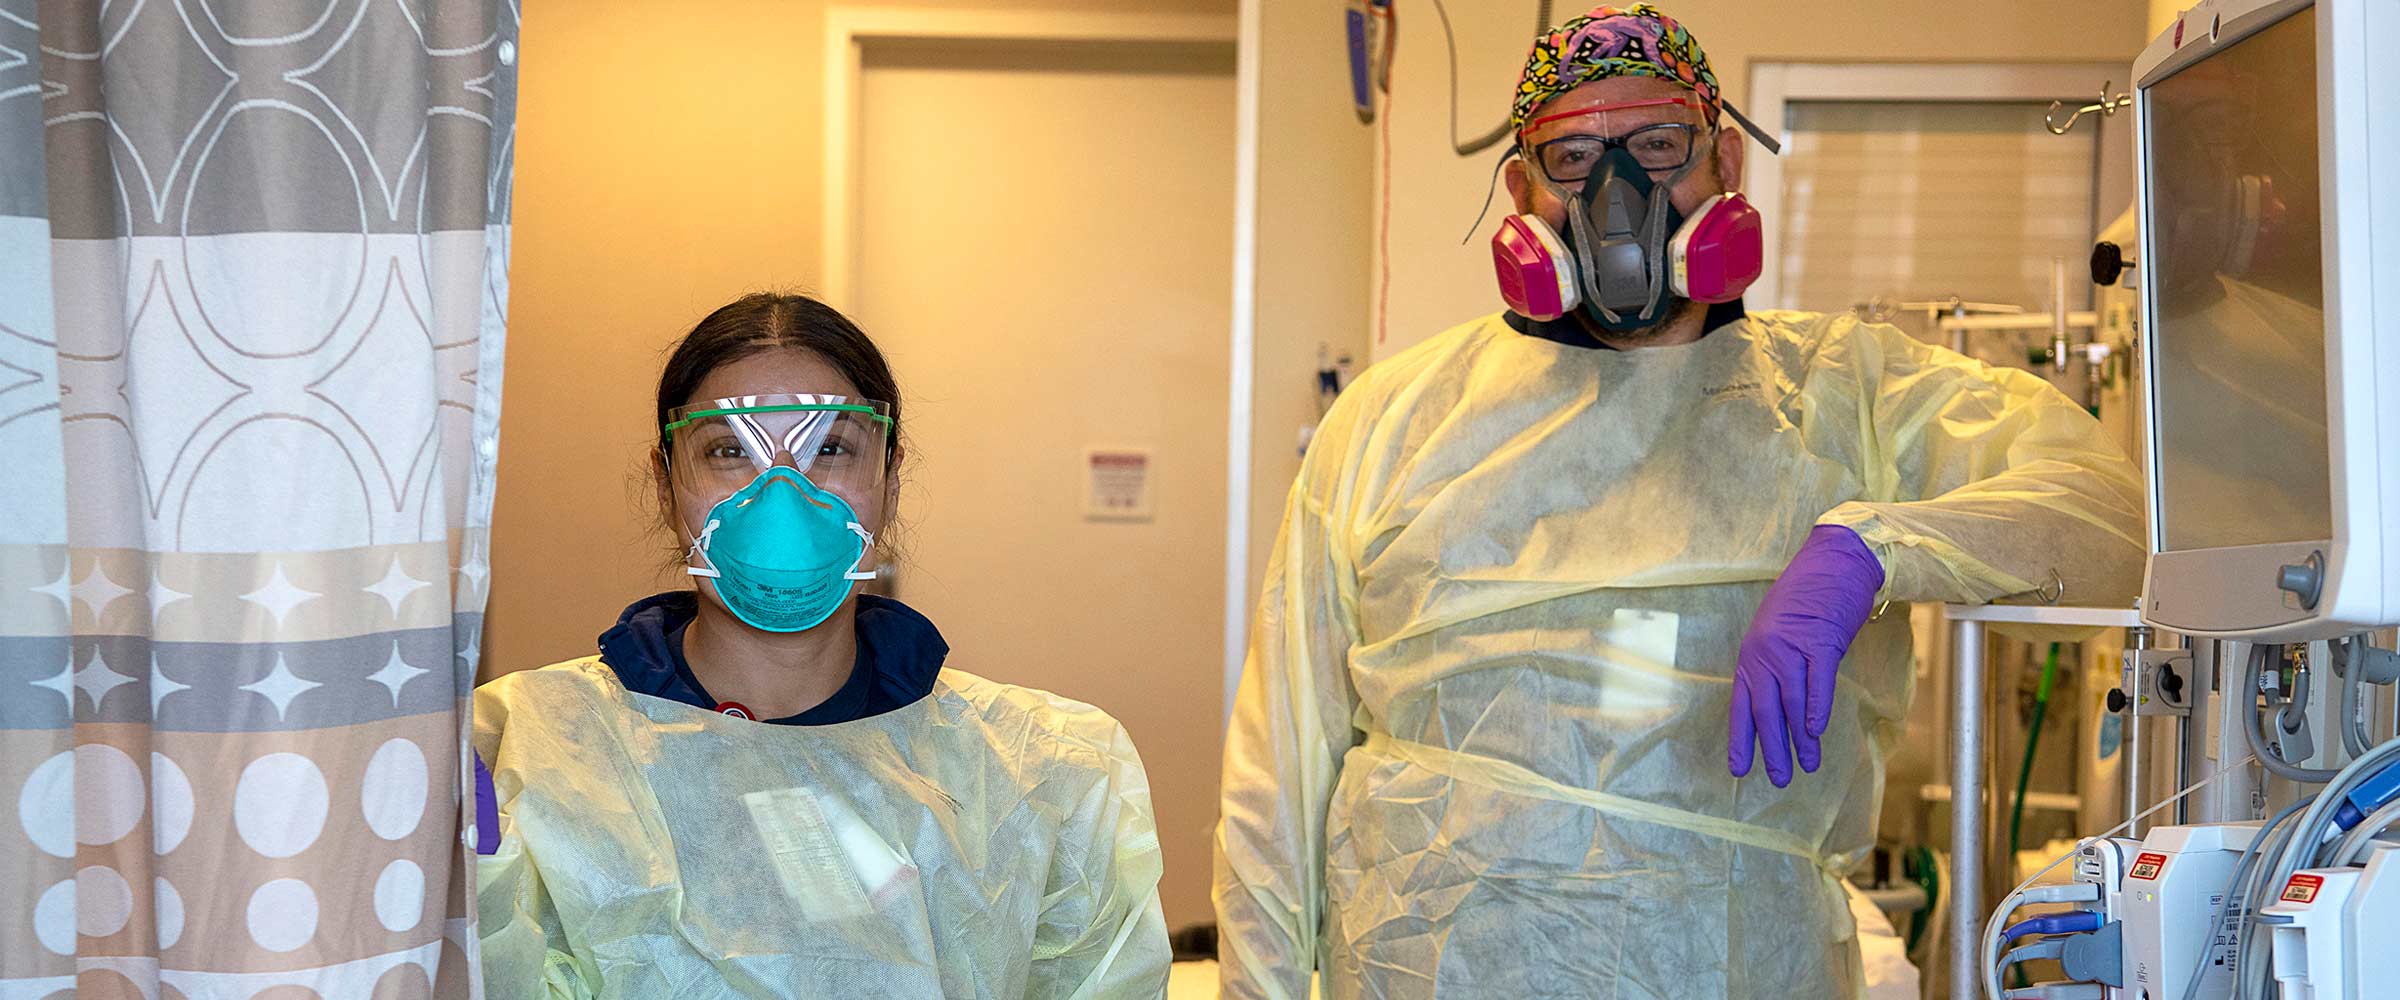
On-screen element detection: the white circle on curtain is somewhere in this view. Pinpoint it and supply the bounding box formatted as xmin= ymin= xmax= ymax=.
xmin=33 ymin=878 xmax=74 ymax=955
xmin=235 ymin=753 xmax=328 ymax=858
xmin=152 ymin=752 xmax=195 ymax=854
xmin=76 ymin=865 xmax=133 ymax=938
xmin=360 ymin=739 xmax=428 ymax=840
xmin=246 ymin=878 xmax=319 ymax=952
xmin=76 ymin=744 xmax=146 ymax=846
xmin=373 ymin=859 xmax=425 ymax=932
xmin=156 ymin=876 xmax=186 ymax=949
xmin=18 ymin=750 xmax=73 ymax=858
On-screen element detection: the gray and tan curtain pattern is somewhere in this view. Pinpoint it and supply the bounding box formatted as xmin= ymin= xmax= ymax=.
xmin=1 ymin=2 xmax=516 ymax=997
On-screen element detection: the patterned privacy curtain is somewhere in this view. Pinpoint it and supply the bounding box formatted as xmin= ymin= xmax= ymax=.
xmin=1 ymin=2 xmax=515 ymax=997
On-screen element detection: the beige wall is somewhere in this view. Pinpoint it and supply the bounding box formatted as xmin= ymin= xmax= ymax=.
xmin=1369 ymin=0 xmax=2156 ymax=359
xmin=490 ymin=0 xmax=1233 ymax=677
xmin=1238 ymin=0 xmax=1378 ymax=695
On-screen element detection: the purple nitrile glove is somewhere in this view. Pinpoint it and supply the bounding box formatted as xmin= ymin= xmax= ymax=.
xmin=1729 ymin=524 xmax=1885 ymax=788
xmin=473 ymin=751 xmax=500 ymax=856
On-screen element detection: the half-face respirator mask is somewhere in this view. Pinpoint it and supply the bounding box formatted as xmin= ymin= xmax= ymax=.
xmin=1491 ymin=97 xmax=1768 ymax=328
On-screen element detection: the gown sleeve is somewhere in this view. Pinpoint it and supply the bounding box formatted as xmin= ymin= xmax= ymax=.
xmin=1813 ymin=321 xmax=2147 ymax=608
xmin=1213 ymin=386 xmax=1372 ymax=1000
xmin=474 ymin=682 xmax=599 ymax=1000
xmin=1025 ymin=716 xmax=1173 ymax=999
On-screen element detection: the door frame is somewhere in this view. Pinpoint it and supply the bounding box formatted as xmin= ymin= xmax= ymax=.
xmin=820 ymin=7 xmax=1254 ymax=715
xmin=1742 ymin=61 xmax=2132 ymax=310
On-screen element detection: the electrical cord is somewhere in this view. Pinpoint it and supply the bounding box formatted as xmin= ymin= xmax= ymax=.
xmin=1998 ymin=938 xmax=2069 ymax=972
xmin=2004 ymin=985 xmax=2106 ymax=1000
xmin=2244 ymin=644 xmax=2345 ymax=783
xmin=1904 ymin=844 xmax=1940 ymax=955
xmin=1921 ymin=848 xmax=1951 ymax=970
xmin=2011 ymin=884 xmax=2107 ymax=908
xmin=2340 ymin=637 xmax=2372 ymax=760
xmin=2012 ymin=644 xmax=2064 ymax=875
xmin=2178 ymin=793 xmax=2318 ymax=1000
xmin=2005 ymin=642 xmax=2065 ymax=990
xmin=2234 ymin=801 xmax=2327 ymax=1000
xmin=2265 ymin=735 xmax=2400 ymax=888
xmin=1427 ymin=0 xmax=1553 ymax=157
xmin=1984 ymin=751 xmax=2261 ymax=1000
xmin=2328 ymin=797 xmax=2400 ymax=867
xmin=2331 ymin=757 xmax=2400 ymax=831
xmin=2238 ymin=779 xmax=2370 ymax=1000
xmin=2029 ymin=637 xmax=2396 ymax=1000
xmin=2231 ymin=736 xmax=2400 ymax=1000
xmin=2276 ymin=656 xmax=2313 ymax=740
xmin=2000 ymin=910 xmax=2104 ymax=945
xmin=1983 ymin=875 xmax=2103 ymax=1000
xmin=2001 ymin=940 xmax=2092 ymax=1000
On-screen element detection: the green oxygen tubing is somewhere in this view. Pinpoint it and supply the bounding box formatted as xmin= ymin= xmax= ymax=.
xmin=2005 ymin=642 xmax=2064 ymax=986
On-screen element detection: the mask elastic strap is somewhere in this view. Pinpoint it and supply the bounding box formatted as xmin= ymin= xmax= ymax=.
xmin=1718 ymin=98 xmax=1783 ymax=156
xmin=1636 ymin=168 xmax=1679 ymax=320
xmin=844 ymin=523 xmax=877 ymax=581
xmin=685 ymin=518 xmax=724 ymax=579
xmin=1459 ymin=145 xmax=1520 ymax=244
xmin=1637 ymin=155 xmax=1708 ymax=320
xmin=1532 ymin=171 xmax=1620 ymax=322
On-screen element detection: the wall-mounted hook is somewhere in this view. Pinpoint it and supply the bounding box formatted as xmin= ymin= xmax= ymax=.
xmin=2045 ymin=82 xmax=2133 ymax=136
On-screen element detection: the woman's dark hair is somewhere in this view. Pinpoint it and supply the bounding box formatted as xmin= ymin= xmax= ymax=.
xmin=654 ymin=292 xmax=903 ymax=460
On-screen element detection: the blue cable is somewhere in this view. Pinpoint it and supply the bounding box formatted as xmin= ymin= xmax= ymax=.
xmin=2334 ymin=758 xmax=2400 ymax=831
xmin=1999 ymin=910 xmax=2104 ymax=945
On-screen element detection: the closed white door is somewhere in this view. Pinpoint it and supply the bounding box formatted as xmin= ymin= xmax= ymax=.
xmin=854 ymin=36 xmax=1235 ymax=929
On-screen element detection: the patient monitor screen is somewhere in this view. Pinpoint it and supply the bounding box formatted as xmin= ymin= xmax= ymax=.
xmin=2145 ymin=7 xmax=2330 ymax=553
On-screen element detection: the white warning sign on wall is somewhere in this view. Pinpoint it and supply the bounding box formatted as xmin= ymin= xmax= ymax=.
xmin=1085 ymin=448 xmax=1155 ymax=522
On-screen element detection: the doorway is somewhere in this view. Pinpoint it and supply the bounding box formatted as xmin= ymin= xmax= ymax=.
xmin=833 ymin=12 xmax=1237 ymax=930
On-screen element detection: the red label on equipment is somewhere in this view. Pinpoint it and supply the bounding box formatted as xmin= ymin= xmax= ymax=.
xmin=2282 ymin=874 xmax=2325 ymax=904
xmin=2129 ymin=852 xmax=2168 ymax=881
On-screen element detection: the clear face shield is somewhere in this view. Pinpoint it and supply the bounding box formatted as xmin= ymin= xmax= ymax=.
xmin=660 ymin=394 xmax=894 ymax=633
xmin=662 ymin=394 xmax=893 ymax=511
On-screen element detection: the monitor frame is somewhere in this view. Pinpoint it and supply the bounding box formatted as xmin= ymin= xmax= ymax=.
xmin=2134 ymin=0 xmax=2400 ymax=641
